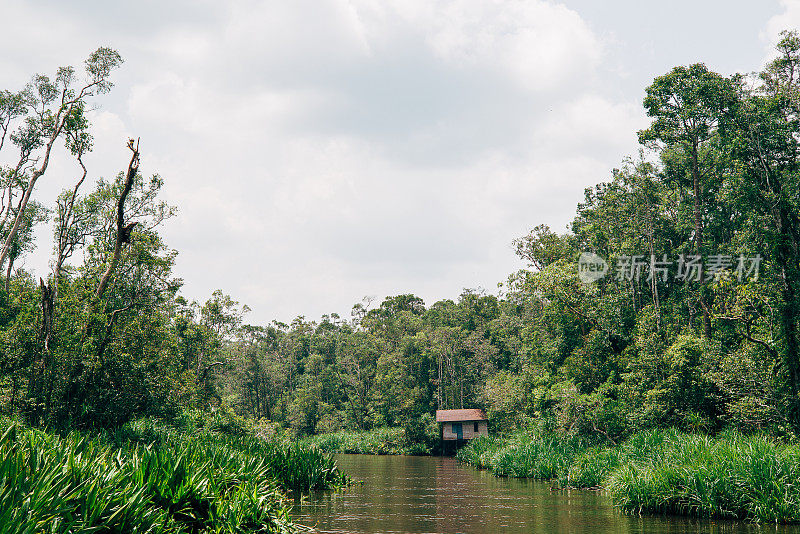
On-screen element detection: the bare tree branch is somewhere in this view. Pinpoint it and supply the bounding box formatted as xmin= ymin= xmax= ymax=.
xmin=95 ymin=138 xmax=139 ymax=299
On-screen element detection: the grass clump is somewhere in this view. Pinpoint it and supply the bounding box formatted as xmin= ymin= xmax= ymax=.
xmin=457 ymin=430 xmax=587 ymax=479
xmin=118 ymin=417 xmax=347 ymax=493
xmin=559 ymin=446 xmax=621 ymax=489
xmin=458 ymin=427 xmax=800 ymax=523
xmin=454 ymin=435 xmax=505 ymax=469
xmin=0 ymin=418 xmax=347 ymax=533
xmin=606 ymin=431 xmax=800 ymax=522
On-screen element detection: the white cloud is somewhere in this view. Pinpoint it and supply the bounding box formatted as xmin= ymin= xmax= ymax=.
xmin=762 ymin=0 xmax=800 ymax=63
xmin=532 ymin=95 xmax=647 ymax=161
xmin=5 ymin=0 xmax=775 ymax=325
xmin=345 ymin=0 xmax=601 ymax=93
xmin=764 ymin=0 xmax=800 ymax=42
xmin=423 ymin=1 xmax=601 ymax=91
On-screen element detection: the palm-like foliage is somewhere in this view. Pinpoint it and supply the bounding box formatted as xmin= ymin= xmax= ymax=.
xmin=0 ymin=420 xmax=346 ymax=533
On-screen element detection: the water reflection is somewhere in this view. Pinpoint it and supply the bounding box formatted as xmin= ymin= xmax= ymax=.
xmin=291 ymin=454 xmax=800 ymax=534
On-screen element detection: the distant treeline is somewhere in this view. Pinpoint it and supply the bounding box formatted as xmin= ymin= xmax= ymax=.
xmin=4 ymin=33 xmax=800 ymax=444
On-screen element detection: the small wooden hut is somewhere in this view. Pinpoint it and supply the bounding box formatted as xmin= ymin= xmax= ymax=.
xmin=435 ymin=409 xmax=488 ymax=441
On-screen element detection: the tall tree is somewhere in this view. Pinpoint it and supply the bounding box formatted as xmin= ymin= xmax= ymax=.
xmin=0 ymin=48 xmax=122 ymax=270
xmin=639 ymin=63 xmax=736 ymax=335
xmin=724 ymin=31 xmax=800 ymax=426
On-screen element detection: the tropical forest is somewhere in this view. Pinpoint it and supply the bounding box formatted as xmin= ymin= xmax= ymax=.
xmin=4 ymin=11 xmax=800 ymax=534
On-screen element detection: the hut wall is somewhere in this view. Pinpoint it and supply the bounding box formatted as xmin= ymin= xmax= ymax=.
xmin=441 ymin=420 xmax=489 ymax=440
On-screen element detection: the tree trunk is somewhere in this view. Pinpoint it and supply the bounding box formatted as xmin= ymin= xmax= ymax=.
xmin=96 ymin=139 xmax=139 ymax=299
xmin=691 ymin=142 xmax=712 ymax=337
xmin=691 ymin=142 xmax=704 ymax=252
xmin=4 ymin=256 xmax=11 ymax=294
xmin=39 ymin=279 xmax=55 ymax=421
xmin=775 ymin=201 xmax=800 ymax=426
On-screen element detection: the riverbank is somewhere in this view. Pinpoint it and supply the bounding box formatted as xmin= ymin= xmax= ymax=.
xmin=0 ymin=416 xmax=346 ymax=532
xmin=291 ymin=453 xmax=799 ymax=534
xmin=300 ymin=427 xmax=433 ymax=455
xmin=457 ymin=428 xmax=800 ymax=523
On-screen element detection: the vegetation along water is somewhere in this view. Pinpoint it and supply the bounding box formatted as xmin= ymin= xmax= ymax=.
xmin=6 ymin=17 xmax=800 ymax=534
xmin=291 ymin=453 xmax=800 ymax=534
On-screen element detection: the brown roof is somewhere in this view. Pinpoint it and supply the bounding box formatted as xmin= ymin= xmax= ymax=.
xmin=436 ymin=409 xmax=487 ymax=422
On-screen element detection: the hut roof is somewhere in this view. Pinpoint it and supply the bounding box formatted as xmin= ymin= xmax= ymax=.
xmin=435 ymin=409 xmax=487 ymax=422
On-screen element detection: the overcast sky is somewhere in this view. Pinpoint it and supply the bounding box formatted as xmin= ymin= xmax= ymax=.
xmin=0 ymin=0 xmax=797 ymax=324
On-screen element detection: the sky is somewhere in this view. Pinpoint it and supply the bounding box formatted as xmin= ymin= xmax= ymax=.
xmin=0 ymin=0 xmax=796 ymax=325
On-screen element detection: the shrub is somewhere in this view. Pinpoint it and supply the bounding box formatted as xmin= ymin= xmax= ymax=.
xmin=301 ymin=427 xmax=420 ymax=455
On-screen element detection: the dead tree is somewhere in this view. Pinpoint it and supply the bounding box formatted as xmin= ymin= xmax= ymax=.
xmin=96 ymin=138 xmax=139 ymax=299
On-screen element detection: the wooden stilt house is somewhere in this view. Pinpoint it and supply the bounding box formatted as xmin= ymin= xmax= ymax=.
xmin=435 ymin=409 xmax=488 ymax=441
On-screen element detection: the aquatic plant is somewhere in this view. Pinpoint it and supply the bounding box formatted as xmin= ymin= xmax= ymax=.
xmin=457 ymin=431 xmax=587 ymax=479
xmin=455 ymin=435 xmax=504 ymax=469
xmin=458 ymin=427 xmax=800 ymax=523
xmin=560 ymin=446 xmax=621 ymax=489
xmin=606 ymin=431 xmax=800 ymax=522
xmin=0 ymin=419 xmax=346 ymax=532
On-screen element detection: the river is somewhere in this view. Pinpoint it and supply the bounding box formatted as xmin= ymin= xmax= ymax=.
xmin=291 ymin=454 xmax=800 ymax=534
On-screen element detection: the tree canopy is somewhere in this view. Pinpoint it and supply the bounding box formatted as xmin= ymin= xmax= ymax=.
xmin=5 ymin=34 xmax=800 ymax=444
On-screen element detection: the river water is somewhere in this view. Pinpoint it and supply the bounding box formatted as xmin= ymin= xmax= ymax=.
xmin=290 ymin=454 xmax=800 ymax=534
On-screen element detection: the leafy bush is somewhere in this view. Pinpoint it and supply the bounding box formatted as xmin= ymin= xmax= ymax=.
xmin=301 ymin=427 xmax=426 ymax=455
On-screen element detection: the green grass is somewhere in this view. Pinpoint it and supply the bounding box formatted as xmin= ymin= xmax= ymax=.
xmin=0 ymin=418 xmax=347 ymax=533
xmin=456 ymin=431 xmax=589 ymax=479
xmin=606 ymin=431 xmax=800 ymax=522
xmin=117 ymin=418 xmax=347 ymax=493
xmin=457 ymin=428 xmax=800 ymax=523
xmin=300 ymin=427 xmax=430 ymax=455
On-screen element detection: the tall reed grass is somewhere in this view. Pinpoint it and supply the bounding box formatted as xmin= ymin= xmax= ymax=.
xmin=607 ymin=431 xmax=800 ymax=522
xmin=456 ymin=431 xmax=590 ymax=479
xmin=457 ymin=428 xmax=800 ymax=523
